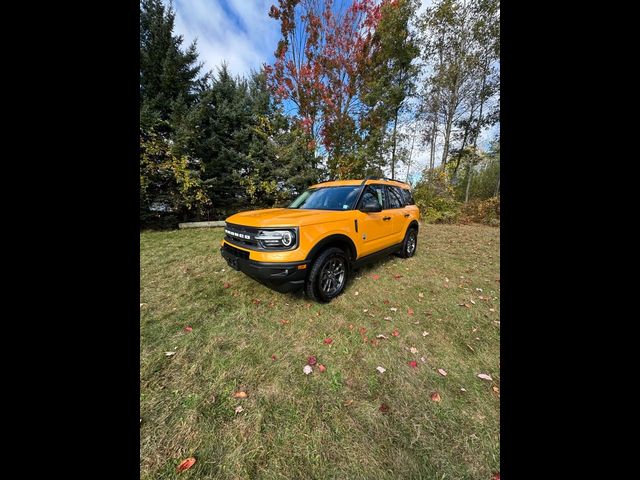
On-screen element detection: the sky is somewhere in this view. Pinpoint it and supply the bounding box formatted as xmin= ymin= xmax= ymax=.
xmin=168 ymin=0 xmax=499 ymax=182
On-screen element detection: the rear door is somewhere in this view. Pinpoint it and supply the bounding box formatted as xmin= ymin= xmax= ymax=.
xmin=354 ymin=184 xmax=395 ymax=257
xmin=384 ymin=185 xmax=406 ymax=242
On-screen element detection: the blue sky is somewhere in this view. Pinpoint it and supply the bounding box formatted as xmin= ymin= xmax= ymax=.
xmin=171 ymin=0 xmax=280 ymax=77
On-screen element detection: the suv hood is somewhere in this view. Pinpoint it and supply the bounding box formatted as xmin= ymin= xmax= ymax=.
xmin=225 ymin=208 xmax=352 ymax=227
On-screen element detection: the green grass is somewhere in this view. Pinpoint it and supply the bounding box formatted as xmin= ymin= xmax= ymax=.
xmin=140 ymin=224 xmax=500 ymax=479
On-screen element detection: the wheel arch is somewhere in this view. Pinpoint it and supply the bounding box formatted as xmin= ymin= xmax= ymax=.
xmin=305 ymin=234 xmax=357 ymax=265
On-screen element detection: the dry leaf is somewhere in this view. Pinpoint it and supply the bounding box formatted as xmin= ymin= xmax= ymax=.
xmin=460 ymin=387 xmax=467 ymax=392
xmin=234 ymin=406 xmax=244 ymax=414
xmin=384 ymin=316 xmax=392 ymax=321
xmin=164 ymin=351 xmax=176 ymax=356
xmin=362 ymin=309 xmax=368 ymax=313
xmin=319 ymin=364 xmax=326 ymax=373
xmin=489 ymin=308 xmax=495 ymax=312
xmin=418 ymin=292 xmax=424 ymax=298
xmin=409 ymin=347 xmax=418 ymax=354
xmin=477 ymin=373 xmax=493 ymax=381
xmin=372 ymin=274 xmax=380 ymax=280
xmin=376 ymin=366 xmax=386 ymax=374
xmin=420 ymin=356 xmax=426 ymax=363
xmin=492 ymin=473 xmax=500 ymax=480
xmin=271 ymin=354 xmax=277 ymax=361
xmin=280 ymin=319 xmax=289 ymax=325
xmin=223 ymin=282 xmax=231 ymax=289
xmin=303 ymin=365 xmax=313 ymax=375
xmin=323 ymin=338 xmax=333 ymax=344
xmin=408 ymin=361 xmax=418 ymax=368
xmin=376 ymin=334 xmax=388 ymax=339
xmin=430 ymin=392 xmax=441 ymax=402
xmin=466 ymin=344 xmax=475 ymax=352
xmin=390 ymin=307 xmax=398 ymax=312
xmin=354 ymin=291 xmax=359 ymax=296
xmin=422 ymin=331 xmax=429 ymax=336
xmin=445 ymin=277 xmax=449 ymax=283
xmin=392 ymin=329 xmax=400 ymax=337
xmin=476 ymin=288 xmax=483 ymax=292
xmin=492 ymin=385 xmax=499 ymax=393
xmin=307 ymin=356 xmax=317 ymax=365
xmin=383 ymin=299 xmax=390 ymax=304
xmin=184 ymin=326 xmax=193 ymax=332
xmin=470 ymin=299 xmax=476 ymax=305
xmin=348 ymin=324 xmax=354 ymax=330
xmin=232 ymin=391 xmax=248 ymax=399
xmin=176 ymin=457 xmax=196 ymax=472
xmin=379 ymin=403 xmax=390 ymax=414
xmin=343 ymin=399 xmax=354 ymax=406
xmin=437 ymin=368 xmax=447 ymax=376
xmin=394 ymin=274 xmax=403 ymax=279
xmin=408 ymin=308 xmax=414 ymax=316
xmin=252 ymin=299 xmax=261 ymax=305
xmin=140 ymin=303 xmax=147 ymax=307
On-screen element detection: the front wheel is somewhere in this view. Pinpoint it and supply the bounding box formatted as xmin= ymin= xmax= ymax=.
xmin=305 ymin=247 xmax=349 ymax=303
xmin=397 ymin=227 xmax=418 ymax=258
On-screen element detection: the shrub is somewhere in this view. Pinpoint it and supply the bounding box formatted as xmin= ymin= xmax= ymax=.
xmin=459 ymin=197 xmax=500 ymax=226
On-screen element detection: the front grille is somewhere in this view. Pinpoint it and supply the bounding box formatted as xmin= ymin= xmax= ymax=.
xmin=224 ymin=223 xmax=259 ymax=248
xmin=222 ymin=242 xmax=250 ymax=260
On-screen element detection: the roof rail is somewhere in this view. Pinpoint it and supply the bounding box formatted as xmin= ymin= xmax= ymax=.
xmin=361 ymin=176 xmax=410 ymax=186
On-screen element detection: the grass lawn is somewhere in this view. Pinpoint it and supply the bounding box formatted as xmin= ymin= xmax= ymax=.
xmin=140 ymin=224 xmax=500 ymax=479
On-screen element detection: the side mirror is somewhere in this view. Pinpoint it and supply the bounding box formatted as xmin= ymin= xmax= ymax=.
xmin=360 ymin=199 xmax=382 ymax=213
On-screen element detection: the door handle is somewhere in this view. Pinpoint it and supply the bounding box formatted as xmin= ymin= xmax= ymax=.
xmin=383 ymin=216 xmax=391 ymax=221
xmin=403 ymin=213 xmax=410 ymax=218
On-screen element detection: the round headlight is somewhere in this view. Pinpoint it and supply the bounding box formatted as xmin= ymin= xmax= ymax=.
xmin=281 ymin=231 xmax=293 ymax=246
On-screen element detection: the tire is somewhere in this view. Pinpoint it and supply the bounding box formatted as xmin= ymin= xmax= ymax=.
xmin=397 ymin=227 xmax=418 ymax=258
xmin=305 ymin=247 xmax=350 ymax=303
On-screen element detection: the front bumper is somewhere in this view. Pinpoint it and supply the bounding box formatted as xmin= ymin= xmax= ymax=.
xmin=220 ymin=242 xmax=308 ymax=293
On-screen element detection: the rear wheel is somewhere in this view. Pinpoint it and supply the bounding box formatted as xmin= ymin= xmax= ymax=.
xmin=305 ymin=247 xmax=349 ymax=303
xmin=397 ymin=227 xmax=418 ymax=258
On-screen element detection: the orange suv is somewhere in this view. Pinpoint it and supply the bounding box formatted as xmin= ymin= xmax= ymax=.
xmin=220 ymin=177 xmax=420 ymax=302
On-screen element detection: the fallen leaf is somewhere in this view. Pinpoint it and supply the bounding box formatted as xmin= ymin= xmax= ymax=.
xmin=477 ymin=373 xmax=493 ymax=381
xmin=359 ymin=327 xmax=367 ymax=336
xmin=343 ymin=399 xmax=354 ymax=406
xmin=234 ymin=406 xmax=244 ymax=414
xmin=392 ymin=329 xmax=400 ymax=337
xmin=409 ymin=347 xmax=418 ymax=354
xmin=492 ymin=385 xmax=500 ymax=394
xmin=362 ymin=309 xmax=368 ymax=313
xmin=140 ymin=303 xmax=147 ymax=307
xmin=223 ymin=282 xmax=231 ymax=289
xmin=379 ymin=403 xmax=390 ymax=414
xmin=233 ymin=391 xmax=248 ymax=399
xmin=164 ymin=351 xmax=176 ymax=356
xmin=394 ymin=274 xmax=403 ymax=279
xmin=408 ymin=308 xmax=414 ymax=316
xmin=370 ymin=339 xmax=379 ymax=346
xmin=470 ymin=299 xmax=476 ymax=305
xmin=408 ymin=361 xmax=418 ymax=368
xmin=372 ymin=274 xmax=380 ymax=280
xmin=305 ymin=303 xmax=311 ymax=308
xmin=280 ymin=319 xmax=289 ymax=325
xmin=445 ymin=277 xmax=449 ymax=283
xmin=323 ymin=338 xmax=333 ymax=344
xmin=184 ymin=326 xmax=193 ymax=332
xmin=384 ymin=316 xmax=392 ymax=321
xmin=413 ymin=321 xmax=420 ymax=325
xmin=252 ymin=299 xmax=261 ymax=305
xmin=307 ymin=356 xmax=317 ymax=365
xmin=376 ymin=366 xmax=386 ymax=373
xmin=390 ymin=307 xmax=398 ymax=312
xmin=376 ymin=334 xmax=389 ymax=339
xmin=319 ymin=364 xmax=326 ymax=373
xmin=422 ymin=331 xmax=429 ymax=336
xmin=460 ymin=387 xmax=467 ymax=392
xmin=418 ymin=292 xmax=424 ymax=298
xmin=420 ymin=356 xmax=426 ymax=363
xmin=476 ymin=288 xmax=483 ymax=292
xmin=383 ymin=299 xmax=390 ymax=304
xmin=492 ymin=473 xmax=500 ymax=480
xmin=348 ymin=324 xmax=354 ymax=330
xmin=466 ymin=344 xmax=475 ymax=352
xmin=430 ymin=392 xmax=441 ymax=402
xmin=438 ymin=368 xmax=447 ymax=376
xmin=354 ymin=291 xmax=359 ymax=296
xmin=489 ymin=308 xmax=496 ymax=312
xmin=303 ymin=365 xmax=313 ymax=375
xmin=271 ymin=354 xmax=277 ymax=361
xmin=176 ymin=457 xmax=196 ymax=472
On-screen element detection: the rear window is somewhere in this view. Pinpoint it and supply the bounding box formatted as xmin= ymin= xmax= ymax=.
xmin=386 ymin=185 xmax=404 ymax=209
xmin=400 ymin=188 xmax=414 ymax=206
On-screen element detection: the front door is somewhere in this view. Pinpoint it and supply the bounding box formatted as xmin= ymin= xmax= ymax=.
xmin=355 ymin=184 xmax=395 ymax=257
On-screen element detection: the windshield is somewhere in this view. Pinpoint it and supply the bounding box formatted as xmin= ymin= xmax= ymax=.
xmin=288 ymin=186 xmax=361 ymax=211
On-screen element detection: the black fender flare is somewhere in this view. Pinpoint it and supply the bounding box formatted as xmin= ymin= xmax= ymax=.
xmin=305 ymin=234 xmax=358 ymax=264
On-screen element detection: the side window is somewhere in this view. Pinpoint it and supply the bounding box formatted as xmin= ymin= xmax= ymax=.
xmin=360 ymin=189 xmax=378 ymax=207
xmin=370 ymin=184 xmax=386 ymax=208
xmin=400 ymin=188 xmax=414 ymax=206
xmin=386 ymin=186 xmax=403 ymax=209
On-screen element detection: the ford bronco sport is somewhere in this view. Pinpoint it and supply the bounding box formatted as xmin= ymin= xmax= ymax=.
xmin=220 ymin=177 xmax=420 ymax=302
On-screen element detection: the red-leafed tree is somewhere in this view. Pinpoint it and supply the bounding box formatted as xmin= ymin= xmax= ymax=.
xmin=266 ymin=0 xmax=381 ymax=178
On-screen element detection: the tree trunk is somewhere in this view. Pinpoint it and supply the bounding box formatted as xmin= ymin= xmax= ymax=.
xmin=464 ymin=164 xmax=473 ymax=203
xmin=494 ymin=174 xmax=500 ymax=197
xmin=441 ymin=110 xmax=453 ymax=166
xmin=429 ymin=117 xmax=437 ymax=171
xmin=390 ymin=107 xmax=399 ymax=179
xmin=405 ymin=124 xmax=417 ymax=183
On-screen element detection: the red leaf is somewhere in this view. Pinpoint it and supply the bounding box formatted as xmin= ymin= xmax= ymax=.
xmin=430 ymin=391 xmax=441 ymax=402
xmin=383 ymin=299 xmax=390 ymax=304
xmin=379 ymin=403 xmax=390 ymax=414
xmin=280 ymin=319 xmax=289 ymax=325
xmin=223 ymin=282 xmax=231 ymax=289
xmin=184 ymin=326 xmax=193 ymax=332
xmin=176 ymin=457 xmax=196 ymax=472
xmin=372 ymin=274 xmax=380 ymax=280
xmin=408 ymin=360 xmax=418 ymax=368
xmin=392 ymin=329 xmax=400 ymax=337
xmin=359 ymin=327 xmax=367 ymax=336
xmin=407 ymin=308 xmax=414 ymax=316
xmin=394 ymin=274 xmax=403 ymax=279
xmin=323 ymin=338 xmax=333 ymax=344
xmin=307 ymin=356 xmax=317 ymax=365
xmin=252 ymin=299 xmax=261 ymax=305
xmin=492 ymin=474 xmax=500 ymax=480
xmin=319 ymin=364 xmax=326 ymax=372
xmin=271 ymin=354 xmax=277 ymax=361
